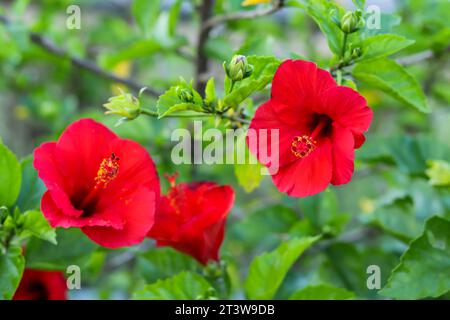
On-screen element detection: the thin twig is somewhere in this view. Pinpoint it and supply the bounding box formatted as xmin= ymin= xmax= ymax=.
xmin=307 ymin=227 xmax=379 ymax=256
xmin=195 ymin=0 xmax=215 ymax=93
xmin=397 ymin=50 xmax=434 ymax=66
xmin=141 ymin=108 xmax=251 ymax=125
xmin=202 ymin=0 xmax=285 ymax=31
xmin=0 ymin=15 xmax=161 ymax=98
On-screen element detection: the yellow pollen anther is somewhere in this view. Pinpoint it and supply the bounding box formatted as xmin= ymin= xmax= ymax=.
xmin=95 ymin=153 xmax=120 ymax=188
xmin=291 ymin=135 xmax=317 ymax=158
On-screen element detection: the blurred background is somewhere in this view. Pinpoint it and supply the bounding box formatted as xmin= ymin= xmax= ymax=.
xmin=0 ymin=0 xmax=449 ymax=299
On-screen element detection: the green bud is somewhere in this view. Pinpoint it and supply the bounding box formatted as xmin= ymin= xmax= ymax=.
xmin=340 ymin=10 xmax=363 ymax=34
xmin=176 ymin=87 xmax=194 ymax=103
xmin=0 ymin=206 xmax=8 ymax=224
xmin=224 ymin=55 xmax=254 ymax=82
xmin=103 ymin=90 xmax=141 ymax=120
xmin=351 ymin=47 xmax=362 ymax=59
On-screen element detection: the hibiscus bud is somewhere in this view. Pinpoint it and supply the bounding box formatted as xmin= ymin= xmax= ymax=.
xmin=0 ymin=206 xmax=7 ymax=223
xmin=103 ymin=90 xmax=141 ymax=120
xmin=340 ymin=11 xmax=363 ymax=34
xmin=176 ymin=87 xmax=194 ymax=103
xmin=224 ymin=55 xmax=254 ymax=82
xmin=351 ymin=47 xmax=362 ymax=59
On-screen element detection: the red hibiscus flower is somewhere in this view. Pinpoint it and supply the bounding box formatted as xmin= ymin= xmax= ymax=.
xmin=247 ymin=60 xmax=373 ymax=197
xmin=148 ymin=174 xmax=234 ymax=265
xmin=13 ymin=269 xmax=67 ymax=300
xmin=34 ymin=119 xmax=160 ymax=248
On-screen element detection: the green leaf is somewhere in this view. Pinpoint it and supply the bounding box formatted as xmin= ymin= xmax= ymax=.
xmin=137 ymin=247 xmax=201 ymax=284
xmin=353 ymin=58 xmax=429 ymax=113
xmin=159 ymin=103 xmax=204 ymax=119
xmin=230 ymin=205 xmax=301 ymax=252
xmin=234 ymin=159 xmax=264 ymax=193
xmin=380 ymin=216 xmax=450 ymax=299
xmin=168 ymin=0 xmax=182 ymax=37
xmin=357 ymin=34 xmax=414 ymax=62
xmin=244 ymin=236 xmax=320 ymax=299
xmin=360 ymin=135 xmax=450 ymax=175
xmin=133 ymin=271 xmax=214 ymax=300
xmin=18 ymin=210 xmax=56 ymax=244
xmin=362 ymin=13 xmax=401 ymax=36
xmin=132 ymin=0 xmax=160 ymax=37
xmin=100 ymin=39 xmax=163 ymax=69
xmin=289 ymin=284 xmax=355 ymax=300
xmin=156 ymin=81 xmax=205 ymax=118
xmin=0 ymin=246 xmax=25 ymax=300
xmin=233 ymin=132 xmax=265 ymax=193
xmin=318 ymin=243 xmax=399 ymax=299
xmin=299 ymin=189 xmax=350 ymax=236
xmin=25 ymin=228 xmax=97 ymax=270
xmin=371 ymin=196 xmax=424 ymax=241
xmin=426 ymin=160 xmax=450 ymax=187
xmin=223 ymin=56 xmax=280 ymax=108
xmin=289 ymin=0 xmax=345 ymax=56
xmin=204 ymin=77 xmax=216 ymax=108
xmin=0 ymin=141 xmax=21 ymax=207
xmin=15 ymin=157 xmax=45 ymax=211
xmin=352 ymin=0 xmax=365 ymax=10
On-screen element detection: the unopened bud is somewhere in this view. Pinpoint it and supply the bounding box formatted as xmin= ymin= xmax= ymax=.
xmin=103 ymin=90 xmax=141 ymax=120
xmin=177 ymin=87 xmax=194 ymax=103
xmin=340 ymin=11 xmax=363 ymax=34
xmin=224 ymin=55 xmax=254 ymax=82
xmin=351 ymin=47 xmax=362 ymax=59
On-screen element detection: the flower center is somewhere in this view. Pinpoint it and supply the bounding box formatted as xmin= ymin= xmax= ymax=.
xmin=95 ymin=153 xmax=120 ymax=188
xmin=76 ymin=153 xmax=121 ymax=213
xmin=291 ymin=135 xmax=317 ymax=158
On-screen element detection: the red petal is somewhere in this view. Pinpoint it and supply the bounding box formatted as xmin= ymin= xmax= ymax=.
xmin=13 ymin=269 xmax=67 ymax=300
xmin=352 ymin=130 xmax=366 ymax=149
xmin=33 ymin=141 xmax=84 ymax=217
xmin=330 ymin=123 xmax=355 ymax=186
xmin=53 ymin=118 xmax=119 ymax=197
xmin=149 ymin=183 xmax=234 ymax=265
xmin=94 ymin=138 xmax=161 ymax=212
xmin=271 ymin=60 xmax=336 ymax=127
xmin=41 ymin=191 xmax=125 ymax=229
xmin=272 ymin=139 xmax=333 ymax=197
xmin=179 ymin=184 xmax=234 ymax=233
xmin=318 ymin=86 xmax=373 ymax=134
xmin=248 ymin=100 xmax=309 ymax=169
xmin=82 ymin=186 xmax=156 ymax=248
xmin=171 ymin=220 xmax=225 ymax=265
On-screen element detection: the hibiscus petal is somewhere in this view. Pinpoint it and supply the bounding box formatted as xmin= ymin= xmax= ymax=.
xmin=54 ymin=119 xmax=119 ymax=196
xmin=248 ymin=100 xmax=307 ymax=168
xmin=318 ymin=86 xmax=373 ymax=134
xmin=272 ymin=139 xmax=333 ymax=197
xmin=174 ymin=221 xmax=225 ymax=265
xmin=13 ymin=269 xmax=67 ymax=300
xmin=41 ymin=191 xmax=125 ymax=229
xmin=352 ymin=130 xmax=366 ymax=149
xmin=179 ymin=184 xmax=234 ymax=233
xmin=330 ymin=123 xmax=355 ymax=186
xmin=97 ymin=138 xmax=160 ymax=208
xmin=34 ymin=143 xmax=84 ymax=218
xmin=271 ymin=60 xmax=336 ymax=127
xmin=82 ymin=187 xmax=156 ymax=248
xmin=34 ymin=142 xmax=71 ymax=195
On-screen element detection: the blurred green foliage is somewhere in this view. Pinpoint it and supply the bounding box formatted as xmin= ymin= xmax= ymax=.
xmin=0 ymin=0 xmax=449 ymax=300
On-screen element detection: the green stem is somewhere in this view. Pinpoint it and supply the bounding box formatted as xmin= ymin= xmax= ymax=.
xmin=336 ymin=70 xmax=343 ymax=86
xmin=140 ymin=108 xmax=250 ymax=124
xmin=140 ymin=108 xmax=212 ymax=119
xmin=140 ymin=108 xmax=158 ymax=117
xmin=229 ymin=81 xmax=236 ymax=94
xmin=341 ymin=33 xmax=348 ymax=59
